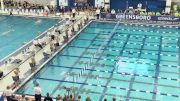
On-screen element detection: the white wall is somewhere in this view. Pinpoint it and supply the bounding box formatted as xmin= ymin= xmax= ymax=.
xmin=59 ymin=0 xmax=68 ymax=6
xmin=95 ymin=0 xmax=104 ymax=7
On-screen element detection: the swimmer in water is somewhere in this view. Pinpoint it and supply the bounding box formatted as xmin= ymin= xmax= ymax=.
xmin=95 ymin=75 xmax=101 ymax=84
xmin=115 ymin=56 xmax=121 ymax=72
xmin=64 ymin=73 xmax=70 ymax=81
xmin=128 ymin=51 xmax=133 ymax=55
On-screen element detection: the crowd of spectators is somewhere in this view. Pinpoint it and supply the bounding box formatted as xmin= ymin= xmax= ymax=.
xmin=1 ymin=0 xmax=103 ymax=15
xmin=3 ymin=0 xmax=44 ymax=9
xmin=2 ymin=0 xmax=55 ymax=13
xmin=3 ymin=84 xmax=118 ymax=101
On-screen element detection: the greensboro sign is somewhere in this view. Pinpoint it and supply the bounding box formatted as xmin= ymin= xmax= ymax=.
xmin=116 ymin=14 xmax=151 ymax=20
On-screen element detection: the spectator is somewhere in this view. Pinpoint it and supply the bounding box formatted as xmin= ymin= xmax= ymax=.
xmin=19 ymin=94 xmax=26 ymax=101
xmin=113 ymin=96 xmax=116 ymax=101
xmin=33 ymin=40 xmax=43 ymax=49
xmin=55 ymin=29 xmax=61 ymax=34
xmin=86 ymin=16 xmax=89 ymax=22
xmin=29 ymin=55 xmax=36 ymax=73
xmin=63 ymin=94 xmax=68 ymax=101
xmin=59 ymin=2 xmax=65 ymax=17
xmin=85 ymin=97 xmax=91 ymax=101
xmin=0 ymin=69 xmax=3 ymax=79
xmin=72 ymin=8 xmax=76 ymax=18
xmin=14 ymin=68 xmax=20 ymax=75
xmin=34 ymin=84 xmax=42 ymax=101
xmin=10 ymin=95 xmax=18 ymax=101
xmin=72 ymin=17 xmax=75 ymax=23
xmin=50 ymin=42 xmax=55 ymax=53
xmin=71 ymin=25 xmax=75 ymax=36
xmin=77 ymin=95 xmax=81 ymax=101
xmin=11 ymin=68 xmax=20 ymax=87
xmin=56 ymin=95 xmax=62 ymax=101
xmin=63 ymin=36 xmax=68 ymax=43
xmin=12 ymin=70 xmax=20 ymax=87
xmin=55 ymin=37 xmax=62 ymax=47
xmin=38 ymin=39 xmax=46 ymax=46
xmin=69 ymin=94 xmax=74 ymax=101
xmin=3 ymin=86 xmax=13 ymax=101
xmin=51 ymin=35 xmax=55 ymax=40
xmin=65 ymin=30 xmax=69 ymax=40
xmin=111 ymin=9 xmax=116 ymax=18
xmin=96 ymin=8 xmax=100 ymax=19
xmin=44 ymin=93 xmax=53 ymax=101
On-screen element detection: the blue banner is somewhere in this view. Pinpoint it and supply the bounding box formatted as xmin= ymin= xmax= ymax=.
xmin=152 ymin=16 xmax=180 ymax=22
xmin=101 ymin=13 xmax=180 ymax=22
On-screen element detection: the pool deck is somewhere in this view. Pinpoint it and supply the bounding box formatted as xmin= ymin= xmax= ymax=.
xmin=0 ymin=12 xmax=92 ymax=92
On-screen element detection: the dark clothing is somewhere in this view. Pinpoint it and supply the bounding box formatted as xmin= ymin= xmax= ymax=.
xmin=10 ymin=98 xmax=18 ymax=101
xmin=12 ymin=75 xmax=20 ymax=83
xmin=6 ymin=96 xmax=11 ymax=101
xmin=0 ymin=71 xmax=3 ymax=78
xmin=35 ymin=44 xmax=43 ymax=49
xmin=72 ymin=18 xmax=75 ymax=23
xmin=55 ymin=30 xmax=61 ymax=34
xmin=35 ymin=94 xmax=41 ymax=101
xmin=97 ymin=14 xmax=100 ymax=19
xmin=29 ymin=62 xmax=36 ymax=68
xmin=51 ymin=35 xmax=55 ymax=40
xmin=73 ymin=13 xmax=75 ymax=18
xmin=44 ymin=97 xmax=53 ymax=101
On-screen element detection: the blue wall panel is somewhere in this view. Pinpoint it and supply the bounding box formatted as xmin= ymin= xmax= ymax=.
xmin=110 ymin=0 xmax=166 ymax=12
xmin=87 ymin=0 xmax=95 ymax=7
xmin=110 ymin=0 xmax=127 ymax=11
xmin=68 ymin=0 xmax=75 ymax=8
xmin=147 ymin=1 xmax=166 ymax=12
xmin=128 ymin=0 xmax=147 ymax=9
xmin=58 ymin=0 xmax=95 ymax=8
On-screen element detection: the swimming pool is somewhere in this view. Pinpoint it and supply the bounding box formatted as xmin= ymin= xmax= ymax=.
xmin=0 ymin=15 xmax=59 ymax=60
xmin=16 ymin=21 xmax=180 ymax=101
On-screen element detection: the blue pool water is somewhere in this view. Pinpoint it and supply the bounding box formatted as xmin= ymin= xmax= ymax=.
xmin=16 ymin=21 xmax=180 ymax=101
xmin=0 ymin=15 xmax=59 ymax=60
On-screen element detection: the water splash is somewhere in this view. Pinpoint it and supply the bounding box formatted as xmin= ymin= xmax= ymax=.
xmin=35 ymin=19 xmax=42 ymax=25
